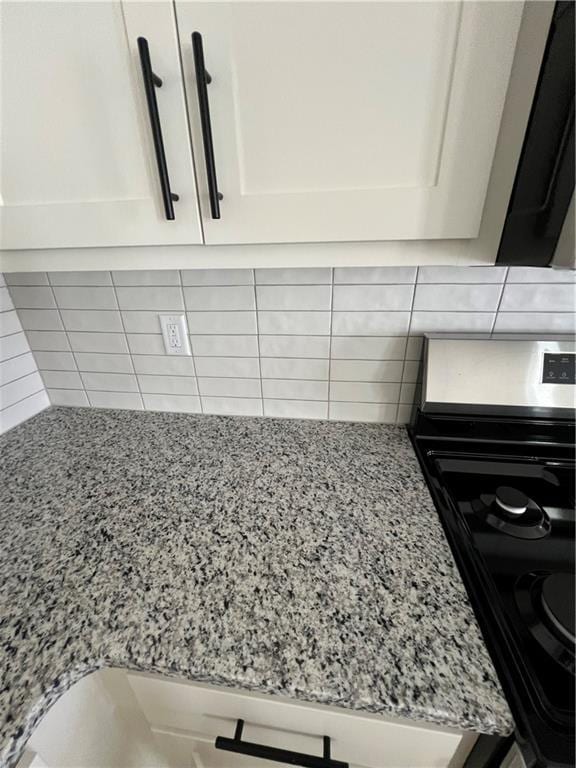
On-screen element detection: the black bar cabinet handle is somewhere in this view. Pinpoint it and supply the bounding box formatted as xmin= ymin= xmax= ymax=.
xmin=137 ymin=37 xmax=179 ymax=220
xmin=215 ymin=719 xmax=349 ymax=768
xmin=191 ymin=31 xmax=222 ymax=219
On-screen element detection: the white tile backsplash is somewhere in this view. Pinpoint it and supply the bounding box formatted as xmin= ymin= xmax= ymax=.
xmin=333 ymin=285 xmax=413 ymax=311
xmin=68 ymin=332 xmax=128 ymax=354
xmin=258 ymin=311 xmax=331 ymax=335
xmin=184 ymin=286 xmax=255 ymax=311
xmin=413 ymin=284 xmax=502 ymax=312
xmin=81 ymin=372 xmax=139 ymax=393
xmin=116 ymin=286 xmax=183 ymax=311
xmin=499 ymin=283 xmax=576 ymax=313
xmin=4 ymin=266 xmax=575 ymax=427
xmin=52 ymin=286 xmax=117 ymax=310
xmin=260 ymin=357 xmax=329 ymax=381
xmin=187 ymin=311 xmax=257 ymax=335
xmin=332 ymin=312 xmax=411 ymax=336
xmin=256 ymin=285 xmax=331 ymax=311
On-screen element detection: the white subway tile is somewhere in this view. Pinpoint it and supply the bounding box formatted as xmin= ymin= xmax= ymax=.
xmin=116 ymin=286 xmax=183 ymax=311
xmin=87 ymin=391 xmax=143 ymax=410
xmin=333 ymin=285 xmax=413 ymax=311
xmin=198 ymin=378 xmax=261 ymax=398
xmin=41 ymin=370 xmax=83 ymax=389
xmin=406 ymin=336 xmax=424 ymax=360
xmin=258 ymin=311 xmax=330 ymax=335
xmin=1 ymin=311 xmax=23 ymax=336
xmin=48 ymin=389 xmax=90 ymax=407
xmin=26 ymin=331 xmax=70 ymax=351
xmin=74 ymin=353 xmax=134 ymax=374
xmin=499 ymin=283 xmax=576 ymax=313
xmin=264 ymin=399 xmax=328 ymax=420
xmin=507 ymin=267 xmax=575 ymax=283
xmin=0 ymin=372 xmax=44 ymax=410
xmin=202 ymin=397 xmax=262 ymax=416
xmin=0 ymin=287 xmax=15 ymax=312
xmin=256 ymin=285 xmax=332 ymax=312
xmin=187 ymin=311 xmax=257 ymax=335
xmin=142 ymin=394 xmax=201 ymax=413
xmin=332 ymin=312 xmax=410 ymax=336
xmin=418 ymin=267 xmax=506 ymax=284
xmin=8 ymin=286 xmax=55 ymax=309
xmin=61 ymin=309 xmax=123 ymax=332
xmin=260 ymin=358 xmax=329 ymax=380
xmin=48 ymin=271 xmax=112 ymax=286
xmin=0 ymin=352 xmax=37 ymax=386
xmin=329 ymin=402 xmax=396 ymax=423
xmin=190 ymin=335 xmax=258 ymax=357
xmin=52 ymin=286 xmax=117 ymax=310
xmin=261 ymin=379 xmax=328 ymax=401
xmin=81 ymin=372 xmax=138 ymax=392
xmin=493 ymin=313 xmax=576 ymax=334
xmin=330 ymin=360 xmax=403 ymax=382
xmin=0 ymin=275 xmax=4 ymax=287
xmin=330 ymin=336 xmax=406 ymax=360
xmin=400 ymin=382 xmax=417 ymax=404
xmin=121 ymin=311 xmax=162 ymax=334
xmin=410 ymin=312 xmax=494 ymax=334
xmin=133 ymin=355 xmax=196 ymax=376
xmin=258 ymin=335 xmax=329 ymax=359
xmin=396 ymin=405 xmax=414 ymax=424
xmin=255 ymin=268 xmax=331 ymax=285
xmin=0 ymin=391 xmax=49 ymax=434
xmin=194 ymin=357 xmax=260 ymax=378
xmin=184 ymin=286 xmax=255 ymax=311
xmin=34 ymin=351 xmax=76 ymax=371
xmin=330 ymin=381 xmax=400 ymax=403
xmin=127 ymin=334 xmax=165 ymax=355
xmin=68 ymin=332 xmax=128 ymax=354
xmin=0 ymin=332 xmax=29 ymax=361
xmin=181 ymin=269 xmax=254 ymax=286
xmin=15 ymin=309 xmax=62 ymax=331
xmin=5 ymin=272 xmax=49 ymax=286
xmin=137 ymin=375 xmax=198 ymax=395
xmin=402 ymin=360 xmax=421 ymax=383
xmin=334 ymin=267 xmax=416 ymax=284
xmin=112 ymin=270 xmax=180 ymax=286
xmin=414 ymin=284 xmax=502 ymax=312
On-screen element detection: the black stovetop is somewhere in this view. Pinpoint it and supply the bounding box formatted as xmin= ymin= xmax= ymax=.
xmin=410 ymin=413 xmax=575 ymax=768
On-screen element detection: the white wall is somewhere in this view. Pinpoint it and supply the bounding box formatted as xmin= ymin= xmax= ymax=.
xmin=0 ymin=274 xmax=49 ymax=434
xmin=5 ymin=266 xmax=575 ymax=426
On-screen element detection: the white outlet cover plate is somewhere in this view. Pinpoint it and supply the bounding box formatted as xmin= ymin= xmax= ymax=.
xmin=159 ymin=314 xmax=191 ymax=356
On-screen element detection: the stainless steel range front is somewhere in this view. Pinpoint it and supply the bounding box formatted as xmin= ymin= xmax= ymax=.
xmin=410 ymin=335 xmax=575 ymax=768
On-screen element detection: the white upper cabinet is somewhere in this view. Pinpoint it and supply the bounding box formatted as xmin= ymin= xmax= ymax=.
xmin=177 ymin=1 xmax=523 ymax=245
xmin=0 ymin=1 xmax=202 ymax=249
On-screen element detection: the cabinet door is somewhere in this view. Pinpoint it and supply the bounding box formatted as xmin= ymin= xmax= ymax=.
xmin=0 ymin=1 xmax=202 ymax=249
xmin=176 ymin=1 xmax=523 ymax=244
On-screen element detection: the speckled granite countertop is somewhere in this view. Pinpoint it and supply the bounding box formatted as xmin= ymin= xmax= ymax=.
xmin=0 ymin=407 xmax=513 ymax=766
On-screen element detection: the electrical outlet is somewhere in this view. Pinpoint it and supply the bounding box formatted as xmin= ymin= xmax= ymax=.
xmin=159 ymin=314 xmax=191 ymax=356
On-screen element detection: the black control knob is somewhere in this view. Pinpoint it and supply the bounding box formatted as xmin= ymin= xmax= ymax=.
xmin=495 ymin=486 xmax=529 ymax=516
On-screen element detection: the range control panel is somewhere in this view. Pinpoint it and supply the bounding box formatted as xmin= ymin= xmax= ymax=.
xmin=542 ymin=353 xmax=576 ymax=384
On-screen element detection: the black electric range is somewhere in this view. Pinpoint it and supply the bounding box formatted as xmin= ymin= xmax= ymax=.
xmin=409 ymin=337 xmax=575 ymax=768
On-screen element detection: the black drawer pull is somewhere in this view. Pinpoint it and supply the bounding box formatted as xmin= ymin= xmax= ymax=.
xmin=215 ymin=719 xmax=349 ymax=768
xmin=191 ymin=31 xmax=222 ymax=219
xmin=137 ymin=37 xmax=179 ymax=220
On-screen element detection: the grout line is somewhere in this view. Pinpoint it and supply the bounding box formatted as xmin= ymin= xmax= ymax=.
xmin=327 ymin=268 xmax=335 ymax=420
xmin=490 ymin=267 xmax=509 ymax=336
xmin=0 ymin=369 xmax=44 ymax=389
xmin=179 ymin=270 xmax=204 ymax=415
xmin=110 ymin=274 xmax=144 ymax=412
xmin=395 ymin=268 xmax=419 ymax=423
xmin=252 ymin=269 xmax=264 ymax=412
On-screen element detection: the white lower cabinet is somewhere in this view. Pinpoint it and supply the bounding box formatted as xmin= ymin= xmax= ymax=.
xmin=18 ymin=669 xmax=478 ymax=768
